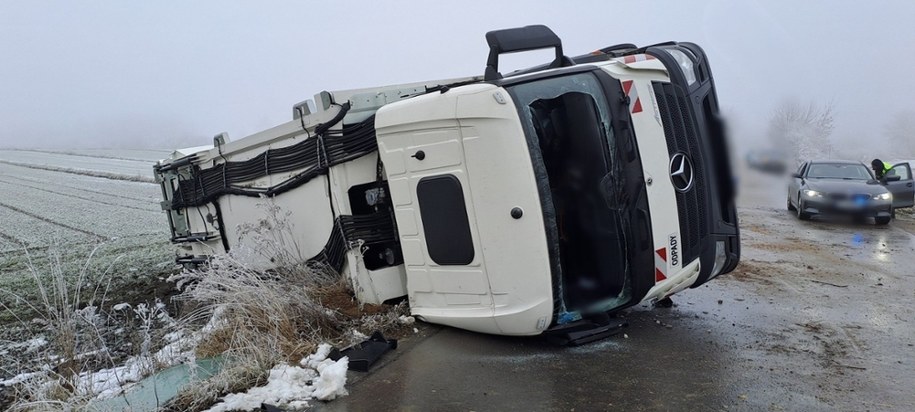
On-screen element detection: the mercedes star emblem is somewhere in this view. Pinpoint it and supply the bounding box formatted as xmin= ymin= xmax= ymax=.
xmin=669 ymin=153 xmax=694 ymax=192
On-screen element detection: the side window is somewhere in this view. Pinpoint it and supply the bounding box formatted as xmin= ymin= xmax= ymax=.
xmin=891 ymin=164 xmax=912 ymax=180
xmin=796 ymin=163 xmax=806 ymax=177
xmin=416 ymin=174 xmax=475 ymax=265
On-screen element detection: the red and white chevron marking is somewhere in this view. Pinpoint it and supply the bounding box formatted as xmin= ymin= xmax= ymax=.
xmin=622 ymin=54 xmax=657 ymax=64
xmin=621 ymin=80 xmax=643 ymax=114
xmin=655 ymin=247 xmax=667 ymax=283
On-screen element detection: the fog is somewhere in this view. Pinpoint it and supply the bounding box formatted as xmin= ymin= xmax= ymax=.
xmin=1 ymin=0 xmax=914 ymax=157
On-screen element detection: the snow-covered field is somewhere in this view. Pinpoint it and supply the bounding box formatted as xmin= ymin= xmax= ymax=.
xmin=0 ymin=151 xmax=167 ymax=251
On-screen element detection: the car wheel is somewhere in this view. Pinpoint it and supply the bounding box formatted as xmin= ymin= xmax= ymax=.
xmin=875 ymin=216 xmax=891 ymax=225
xmin=796 ymin=195 xmax=811 ymax=220
xmin=787 ymin=196 xmax=796 ymax=211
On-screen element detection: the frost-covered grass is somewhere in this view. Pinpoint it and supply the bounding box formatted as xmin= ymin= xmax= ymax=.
xmin=0 ymin=236 xmax=174 ymax=325
xmin=0 ymin=244 xmax=181 ymax=411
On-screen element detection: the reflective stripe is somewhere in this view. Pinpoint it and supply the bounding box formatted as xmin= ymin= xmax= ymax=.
xmin=622 ymin=80 xmax=643 ymax=114
xmin=655 ymin=247 xmax=667 ymax=282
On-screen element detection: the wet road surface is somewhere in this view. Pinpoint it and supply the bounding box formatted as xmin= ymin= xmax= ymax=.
xmin=321 ymin=173 xmax=915 ymax=411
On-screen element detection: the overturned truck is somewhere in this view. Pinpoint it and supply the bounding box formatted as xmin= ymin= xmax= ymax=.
xmin=154 ymin=25 xmax=740 ymax=341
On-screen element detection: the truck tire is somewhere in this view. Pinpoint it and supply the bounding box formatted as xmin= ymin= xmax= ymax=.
xmin=876 ymin=216 xmax=891 ymax=225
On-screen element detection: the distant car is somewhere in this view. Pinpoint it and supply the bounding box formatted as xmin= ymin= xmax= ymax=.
xmin=745 ymin=149 xmax=787 ymax=175
xmin=787 ymin=160 xmax=914 ymax=225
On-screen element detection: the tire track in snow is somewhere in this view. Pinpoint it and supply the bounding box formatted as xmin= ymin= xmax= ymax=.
xmin=0 ymin=229 xmax=26 ymax=247
xmin=0 ymin=201 xmax=103 ymax=239
xmin=0 ymin=178 xmax=158 ymax=213
xmin=0 ymin=160 xmax=155 ymax=183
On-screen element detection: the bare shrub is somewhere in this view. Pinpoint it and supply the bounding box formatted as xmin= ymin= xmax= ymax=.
xmin=231 ymin=198 xmax=306 ymax=273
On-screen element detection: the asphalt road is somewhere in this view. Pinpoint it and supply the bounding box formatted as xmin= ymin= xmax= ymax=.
xmin=320 ymin=172 xmax=915 ymax=412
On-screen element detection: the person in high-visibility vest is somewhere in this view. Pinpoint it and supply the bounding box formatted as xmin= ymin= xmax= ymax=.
xmin=871 ymin=158 xmax=897 ymax=219
xmin=871 ymin=159 xmax=893 ymax=179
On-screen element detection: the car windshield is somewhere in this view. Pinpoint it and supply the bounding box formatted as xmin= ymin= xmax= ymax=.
xmin=806 ymin=163 xmax=872 ymax=180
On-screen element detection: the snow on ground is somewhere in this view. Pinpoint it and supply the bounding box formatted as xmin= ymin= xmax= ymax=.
xmin=0 ymin=304 xmax=218 ymax=403
xmin=83 ymin=306 xmax=224 ymax=400
xmin=0 ymin=317 xmax=197 ymax=400
xmin=204 ymin=344 xmax=349 ymax=412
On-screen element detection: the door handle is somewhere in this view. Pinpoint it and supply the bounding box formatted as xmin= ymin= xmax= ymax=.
xmin=907 ymin=182 xmax=913 ymax=187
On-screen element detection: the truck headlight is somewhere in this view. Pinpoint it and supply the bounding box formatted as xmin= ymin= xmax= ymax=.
xmin=664 ymin=49 xmax=698 ymax=86
xmin=803 ymin=190 xmax=822 ymax=198
xmin=872 ymin=192 xmax=892 ymax=201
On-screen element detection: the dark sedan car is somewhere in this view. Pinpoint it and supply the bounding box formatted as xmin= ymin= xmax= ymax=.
xmin=787 ymin=160 xmax=914 ymax=225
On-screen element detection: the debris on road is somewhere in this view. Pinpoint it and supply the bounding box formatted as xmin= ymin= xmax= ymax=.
xmin=330 ymin=332 xmax=398 ymax=373
xmin=809 ymin=279 xmax=849 ymax=288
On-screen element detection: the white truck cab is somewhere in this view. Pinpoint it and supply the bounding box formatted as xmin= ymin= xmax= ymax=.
xmin=154 ymin=25 xmax=740 ymax=344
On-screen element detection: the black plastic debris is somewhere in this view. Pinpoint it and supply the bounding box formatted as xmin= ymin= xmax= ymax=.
xmin=329 ymin=331 xmax=397 ymax=372
xmin=653 ymin=296 xmax=674 ymax=308
xmin=544 ymin=315 xmax=628 ymax=346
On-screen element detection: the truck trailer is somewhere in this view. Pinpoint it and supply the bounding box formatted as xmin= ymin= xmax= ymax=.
xmin=154 ymin=25 xmax=740 ymax=343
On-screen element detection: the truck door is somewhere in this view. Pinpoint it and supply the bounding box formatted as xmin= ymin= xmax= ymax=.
xmin=374 ymin=86 xmax=555 ymax=336
xmin=886 ymin=162 xmax=914 ymax=209
xmin=375 ymin=116 xmax=496 ymax=333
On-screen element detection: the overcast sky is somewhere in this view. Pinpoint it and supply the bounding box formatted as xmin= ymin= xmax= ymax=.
xmin=1 ymin=0 xmax=914 ymax=152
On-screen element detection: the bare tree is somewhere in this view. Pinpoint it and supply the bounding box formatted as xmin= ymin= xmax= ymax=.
xmin=768 ymin=100 xmax=835 ymax=166
xmin=884 ymin=110 xmax=915 ymax=158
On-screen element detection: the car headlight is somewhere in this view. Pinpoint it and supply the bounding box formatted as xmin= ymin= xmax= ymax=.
xmin=803 ymin=190 xmax=822 ymax=198
xmin=664 ymin=49 xmax=698 ymax=86
xmin=872 ymin=192 xmax=892 ymax=201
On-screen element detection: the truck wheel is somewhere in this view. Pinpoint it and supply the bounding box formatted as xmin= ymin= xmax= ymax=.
xmin=875 ymin=216 xmax=891 ymax=225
